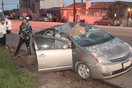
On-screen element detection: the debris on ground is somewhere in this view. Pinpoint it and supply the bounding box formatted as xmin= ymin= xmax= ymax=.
xmin=6 ymin=45 xmax=118 ymax=88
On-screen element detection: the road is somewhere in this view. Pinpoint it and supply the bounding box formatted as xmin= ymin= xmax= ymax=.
xmin=11 ymin=20 xmax=132 ymax=46
xmin=7 ymin=20 xmax=132 ymax=88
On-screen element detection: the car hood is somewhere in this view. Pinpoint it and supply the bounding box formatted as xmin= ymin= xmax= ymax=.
xmin=86 ymin=38 xmax=131 ymax=61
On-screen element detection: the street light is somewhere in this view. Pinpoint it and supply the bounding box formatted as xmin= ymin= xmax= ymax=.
xmin=128 ymin=8 xmax=131 ymax=18
xmin=128 ymin=8 xmax=130 ymax=11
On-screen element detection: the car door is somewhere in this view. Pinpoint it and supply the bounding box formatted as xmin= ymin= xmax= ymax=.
xmin=98 ymin=19 xmax=103 ymax=25
xmin=33 ymin=35 xmax=73 ymax=72
xmin=102 ymin=18 xmax=109 ymax=25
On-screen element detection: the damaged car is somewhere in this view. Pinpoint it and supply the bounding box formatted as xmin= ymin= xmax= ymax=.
xmin=33 ymin=22 xmax=132 ymax=80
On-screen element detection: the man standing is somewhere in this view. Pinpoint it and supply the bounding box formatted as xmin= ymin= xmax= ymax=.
xmin=14 ymin=18 xmax=32 ymax=56
xmin=0 ymin=18 xmax=7 ymax=46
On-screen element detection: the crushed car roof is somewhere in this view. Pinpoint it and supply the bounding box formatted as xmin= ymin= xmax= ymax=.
xmin=34 ymin=22 xmax=93 ymax=36
xmin=53 ymin=22 xmax=92 ymax=33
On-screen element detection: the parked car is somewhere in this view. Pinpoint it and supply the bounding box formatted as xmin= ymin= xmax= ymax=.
xmin=78 ymin=19 xmax=85 ymax=23
xmin=0 ymin=9 xmax=12 ymax=33
xmin=94 ymin=18 xmax=121 ymax=26
xmin=33 ymin=22 xmax=132 ymax=80
xmin=19 ymin=16 xmax=30 ymax=21
xmin=37 ymin=15 xmax=49 ymax=22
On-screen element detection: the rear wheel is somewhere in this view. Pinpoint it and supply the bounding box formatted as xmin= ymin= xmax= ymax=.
xmin=107 ymin=22 xmax=111 ymax=26
xmin=94 ymin=22 xmax=98 ymax=25
xmin=77 ymin=62 xmax=92 ymax=80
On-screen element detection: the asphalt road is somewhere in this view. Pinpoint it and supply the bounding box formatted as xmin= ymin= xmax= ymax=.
xmin=7 ymin=20 xmax=132 ymax=88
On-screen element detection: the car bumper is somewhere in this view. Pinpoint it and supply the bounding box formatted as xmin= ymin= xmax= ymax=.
xmin=6 ymin=21 xmax=12 ymax=31
xmin=90 ymin=56 xmax=132 ymax=79
xmin=114 ymin=22 xmax=121 ymax=26
xmin=7 ymin=25 xmax=12 ymax=30
xmin=44 ymin=19 xmax=49 ymax=22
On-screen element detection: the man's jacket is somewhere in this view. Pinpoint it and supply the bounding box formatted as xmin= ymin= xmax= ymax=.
xmin=19 ymin=22 xmax=32 ymax=40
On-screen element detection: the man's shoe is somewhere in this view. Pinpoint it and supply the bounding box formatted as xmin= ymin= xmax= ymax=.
xmin=14 ymin=52 xmax=18 ymax=56
xmin=26 ymin=52 xmax=32 ymax=56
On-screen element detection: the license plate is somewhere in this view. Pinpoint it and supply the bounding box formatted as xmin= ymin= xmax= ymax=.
xmin=123 ymin=61 xmax=131 ymax=69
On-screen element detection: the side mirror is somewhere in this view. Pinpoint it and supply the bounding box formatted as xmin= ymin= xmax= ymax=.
xmin=63 ymin=44 xmax=69 ymax=49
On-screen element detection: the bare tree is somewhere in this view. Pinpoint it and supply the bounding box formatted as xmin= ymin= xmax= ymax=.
xmin=23 ymin=0 xmax=29 ymax=15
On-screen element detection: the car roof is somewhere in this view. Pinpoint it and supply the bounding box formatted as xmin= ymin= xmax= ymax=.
xmin=35 ymin=22 xmax=93 ymax=36
xmin=53 ymin=22 xmax=92 ymax=33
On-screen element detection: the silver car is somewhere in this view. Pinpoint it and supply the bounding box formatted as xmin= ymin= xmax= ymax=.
xmin=33 ymin=22 xmax=132 ymax=80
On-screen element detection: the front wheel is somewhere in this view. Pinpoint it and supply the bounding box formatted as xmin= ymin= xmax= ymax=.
xmin=77 ymin=62 xmax=92 ymax=80
xmin=94 ymin=22 xmax=98 ymax=25
xmin=107 ymin=23 xmax=111 ymax=26
xmin=6 ymin=30 xmax=11 ymax=34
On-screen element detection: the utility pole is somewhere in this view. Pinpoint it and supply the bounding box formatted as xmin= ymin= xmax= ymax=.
xmin=73 ymin=0 xmax=76 ymax=22
xmin=17 ymin=5 xmax=19 ymax=9
xmin=2 ymin=0 xmax=4 ymax=11
xmin=81 ymin=0 xmax=83 ymax=7
xmin=28 ymin=0 xmax=30 ymax=8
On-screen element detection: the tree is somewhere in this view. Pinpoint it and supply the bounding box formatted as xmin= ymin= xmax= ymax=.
xmin=3 ymin=11 xmax=10 ymax=15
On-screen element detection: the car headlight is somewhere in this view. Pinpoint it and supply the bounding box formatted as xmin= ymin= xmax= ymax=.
xmin=8 ymin=20 xmax=11 ymax=25
xmin=90 ymin=53 xmax=112 ymax=65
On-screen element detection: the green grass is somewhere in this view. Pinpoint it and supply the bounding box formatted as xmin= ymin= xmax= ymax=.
xmin=0 ymin=47 xmax=37 ymax=88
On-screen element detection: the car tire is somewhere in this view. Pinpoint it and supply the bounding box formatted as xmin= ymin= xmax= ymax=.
xmin=94 ymin=22 xmax=98 ymax=25
xmin=77 ymin=62 xmax=92 ymax=80
xmin=6 ymin=30 xmax=11 ymax=34
xmin=107 ymin=23 xmax=111 ymax=26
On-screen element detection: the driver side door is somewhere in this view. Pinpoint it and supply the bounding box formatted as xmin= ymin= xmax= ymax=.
xmin=33 ymin=35 xmax=73 ymax=72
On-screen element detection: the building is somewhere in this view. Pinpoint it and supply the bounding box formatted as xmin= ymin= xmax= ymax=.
xmin=19 ymin=0 xmax=64 ymax=20
xmin=61 ymin=0 xmax=132 ymax=26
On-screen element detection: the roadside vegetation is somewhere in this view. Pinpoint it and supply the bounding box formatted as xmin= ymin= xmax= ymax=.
xmin=0 ymin=47 xmax=36 ymax=88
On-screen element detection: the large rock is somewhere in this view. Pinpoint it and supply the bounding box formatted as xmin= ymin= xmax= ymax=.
xmin=69 ymin=24 xmax=85 ymax=36
xmin=24 ymin=55 xmax=37 ymax=66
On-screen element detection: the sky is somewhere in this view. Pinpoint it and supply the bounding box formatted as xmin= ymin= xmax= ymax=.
xmin=0 ymin=0 xmax=131 ymax=10
xmin=64 ymin=0 xmax=132 ymax=6
xmin=0 ymin=0 xmax=19 ymax=10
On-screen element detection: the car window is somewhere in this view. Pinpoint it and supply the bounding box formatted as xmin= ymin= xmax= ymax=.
xmin=40 ymin=16 xmax=44 ymax=18
xmin=0 ymin=12 xmax=5 ymax=18
xmin=102 ymin=18 xmax=109 ymax=20
xmin=35 ymin=36 xmax=67 ymax=50
xmin=72 ymin=27 xmax=114 ymax=46
xmin=41 ymin=14 xmax=47 ymax=16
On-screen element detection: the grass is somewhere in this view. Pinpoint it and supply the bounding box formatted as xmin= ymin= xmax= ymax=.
xmin=0 ymin=47 xmax=37 ymax=88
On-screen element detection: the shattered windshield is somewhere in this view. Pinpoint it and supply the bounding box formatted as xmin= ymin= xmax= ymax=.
xmin=72 ymin=27 xmax=114 ymax=46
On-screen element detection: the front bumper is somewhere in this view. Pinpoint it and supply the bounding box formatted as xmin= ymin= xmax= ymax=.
xmin=90 ymin=57 xmax=132 ymax=79
xmin=6 ymin=20 xmax=12 ymax=32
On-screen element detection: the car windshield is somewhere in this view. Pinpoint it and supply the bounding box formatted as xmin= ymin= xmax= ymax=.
xmin=72 ymin=27 xmax=114 ymax=46
xmin=40 ymin=16 xmax=48 ymax=18
xmin=0 ymin=12 xmax=5 ymax=18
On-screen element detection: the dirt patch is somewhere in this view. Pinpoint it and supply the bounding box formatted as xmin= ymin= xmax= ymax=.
xmin=6 ymin=45 xmax=118 ymax=88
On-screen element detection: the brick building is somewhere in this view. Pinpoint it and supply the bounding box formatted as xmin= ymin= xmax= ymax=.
xmin=61 ymin=0 xmax=132 ymax=26
xmin=19 ymin=0 xmax=64 ymax=20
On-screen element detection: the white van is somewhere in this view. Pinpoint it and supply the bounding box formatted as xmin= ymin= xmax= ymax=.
xmin=0 ymin=9 xmax=12 ymax=33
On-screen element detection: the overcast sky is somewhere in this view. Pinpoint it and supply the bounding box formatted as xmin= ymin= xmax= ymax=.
xmin=0 ymin=0 xmax=131 ymax=10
